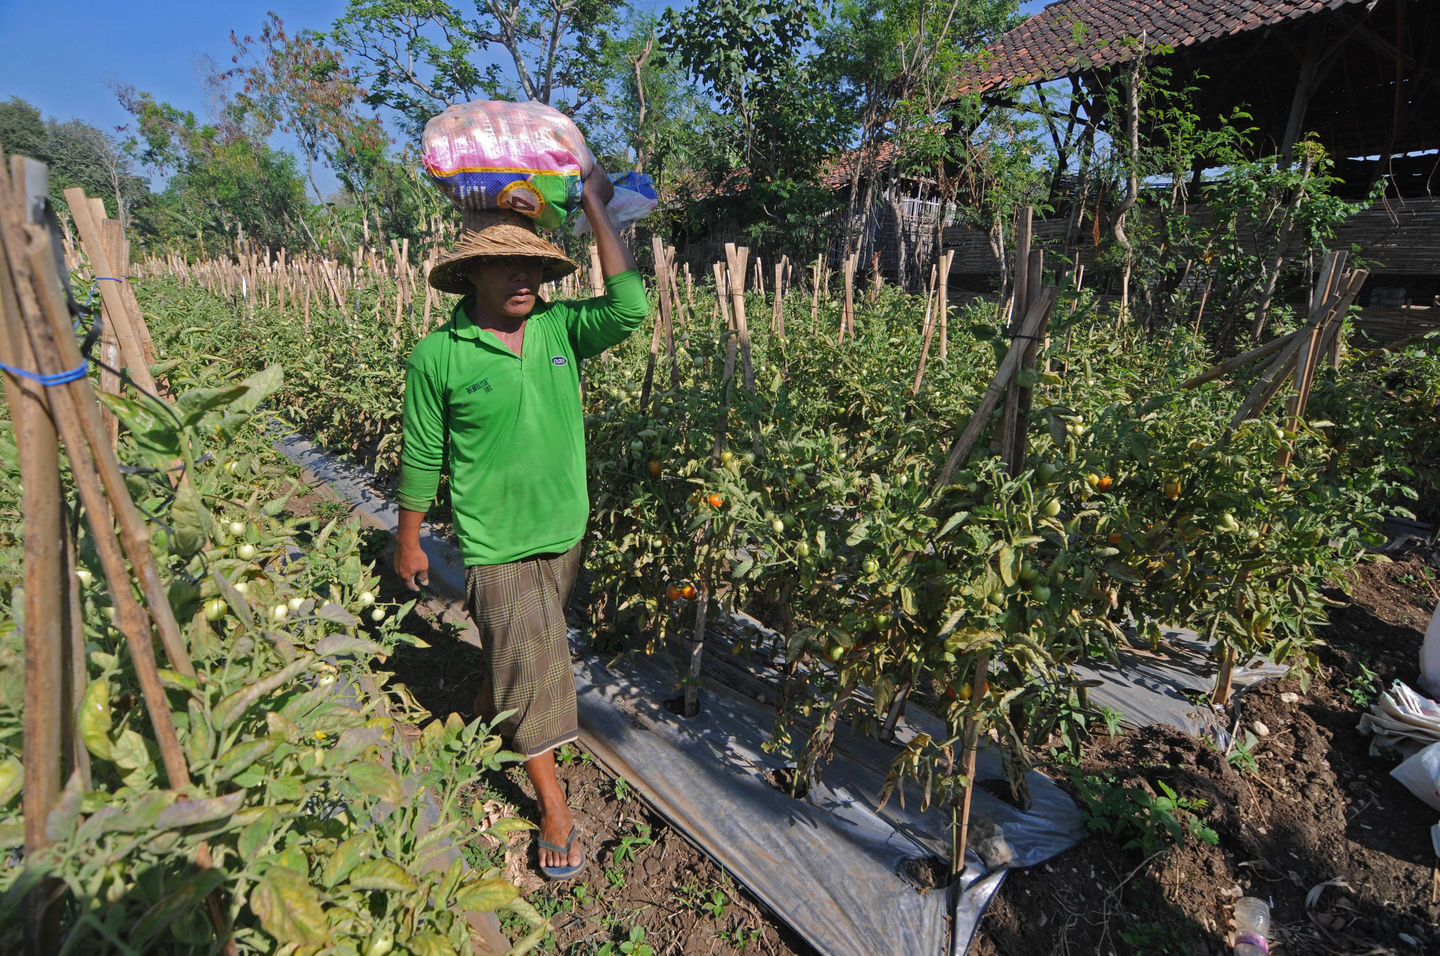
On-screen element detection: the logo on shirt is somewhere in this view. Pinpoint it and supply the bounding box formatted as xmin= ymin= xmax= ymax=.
xmin=466 ymin=378 xmax=493 ymax=394
xmin=551 ymin=356 xmax=568 ymax=367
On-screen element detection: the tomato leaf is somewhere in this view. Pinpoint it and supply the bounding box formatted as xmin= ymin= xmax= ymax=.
xmin=251 ymin=865 xmax=328 ymax=946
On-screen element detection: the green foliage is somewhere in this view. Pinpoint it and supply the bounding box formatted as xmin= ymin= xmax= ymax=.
xmin=1074 ymin=773 xmax=1219 ymax=859
xmin=596 ymin=925 xmax=654 ymax=956
xmin=118 ymin=87 xmax=310 ymax=255
xmin=0 ymin=96 xmax=150 ymax=225
xmin=332 ymin=0 xmax=623 ymax=136
xmin=0 ymin=295 xmax=544 ymax=952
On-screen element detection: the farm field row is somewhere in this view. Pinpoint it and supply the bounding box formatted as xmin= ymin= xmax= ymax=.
xmin=4 ymin=262 xmax=1437 ymax=954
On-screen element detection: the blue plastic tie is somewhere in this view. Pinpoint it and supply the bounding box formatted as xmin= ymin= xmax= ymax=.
xmin=0 ymin=358 xmax=88 ymax=386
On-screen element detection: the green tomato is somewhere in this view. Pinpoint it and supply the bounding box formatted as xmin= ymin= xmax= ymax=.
xmin=370 ymin=608 xmax=386 ymax=623
xmin=228 ymin=520 xmax=246 ymax=537
xmin=862 ymin=558 xmax=879 ymax=575
xmin=204 ymin=598 xmax=227 ymax=622
xmin=771 ymin=519 xmax=785 ymax=534
xmin=797 ymin=541 xmax=811 ymax=559
xmin=358 ymin=591 xmax=376 ymax=607
xmin=1031 ymin=584 xmax=1052 ymax=603
xmin=271 ymin=604 xmax=289 ymax=621
xmin=1040 ymin=499 xmax=1061 ymax=518
xmin=236 ymin=543 xmax=257 ymax=561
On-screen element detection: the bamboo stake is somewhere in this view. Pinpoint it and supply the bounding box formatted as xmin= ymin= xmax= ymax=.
xmin=934 ymin=287 xmax=1059 ymax=492
xmin=1179 ymin=328 xmax=1303 ymax=390
xmin=658 ymin=243 xmax=679 ymax=388
xmin=1004 ymin=249 xmax=1045 ymax=470
xmin=588 ymin=244 xmax=605 ymax=297
xmin=0 ymin=159 xmax=65 ymax=954
xmin=912 ymin=260 xmax=942 ymax=396
xmin=66 ymin=189 xmax=161 ymax=400
xmin=810 ymin=256 xmax=823 ymax=335
xmin=724 ymin=243 xmax=754 ymax=395
xmin=952 ymin=652 xmax=993 ymax=876
xmin=997 ymin=213 xmax=1034 ymax=466
xmin=16 ymin=227 xmax=196 ymax=682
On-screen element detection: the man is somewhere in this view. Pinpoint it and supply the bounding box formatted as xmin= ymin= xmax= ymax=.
xmin=394 ymin=167 xmax=645 ymax=879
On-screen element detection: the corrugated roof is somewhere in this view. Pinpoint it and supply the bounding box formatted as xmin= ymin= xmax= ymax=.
xmin=955 ymin=0 xmax=1368 ymax=94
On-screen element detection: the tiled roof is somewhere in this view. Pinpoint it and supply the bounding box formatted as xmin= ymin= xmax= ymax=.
xmin=955 ymin=0 xmax=1369 ymax=94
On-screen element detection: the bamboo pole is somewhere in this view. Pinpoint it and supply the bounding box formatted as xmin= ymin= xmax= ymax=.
xmin=810 ymin=256 xmax=823 ymax=334
xmin=1179 ymin=328 xmax=1303 ymax=390
xmin=654 ymin=240 xmax=679 ymax=390
xmin=588 ymin=244 xmax=606 ymax=297
xmin=65 ymin=189 xmax=161 ymax=400
xmin=934 ymin=287 xmax=1059 ymax=492
xmin=0 ymin=157 xmax=65 ymax=954
xmin=724 ymin=243 xmax=754 ymax=395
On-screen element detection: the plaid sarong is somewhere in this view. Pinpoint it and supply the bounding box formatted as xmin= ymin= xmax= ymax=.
xmin=464 ymin=543 xmax=581 ymax=758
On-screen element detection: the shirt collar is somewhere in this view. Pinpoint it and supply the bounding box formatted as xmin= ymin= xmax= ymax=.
xmin=448 ymin=294 xmax=549 ymax=341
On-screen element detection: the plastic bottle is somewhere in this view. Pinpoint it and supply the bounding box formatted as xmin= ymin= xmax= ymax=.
xmin=1233 ymin=896 xmax=1270 ymax=955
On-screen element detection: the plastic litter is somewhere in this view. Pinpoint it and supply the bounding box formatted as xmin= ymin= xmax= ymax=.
xmin=1391 ymin=742 xmax=1440 ymax=812
xmin=1357 ymin=680 xmax=1440 ymax=756
xmin=1420 ymin=598 xmax=1440 ymax=698
xmin=1231 ymin=896 xmax=1270 ymax=954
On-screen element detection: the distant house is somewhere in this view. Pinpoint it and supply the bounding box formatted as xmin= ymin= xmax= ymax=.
xmin=944 ymin=0 xmax=1440 ymax=313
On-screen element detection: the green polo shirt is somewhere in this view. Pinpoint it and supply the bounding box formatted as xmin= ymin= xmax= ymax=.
xmin=397 ymin=270 xmax=648 ymax=565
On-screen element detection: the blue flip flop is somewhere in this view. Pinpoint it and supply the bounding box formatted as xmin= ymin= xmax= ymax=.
xmin=538 ymin=825 xmax=585 ymax=881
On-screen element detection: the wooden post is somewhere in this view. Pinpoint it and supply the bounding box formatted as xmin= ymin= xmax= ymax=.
xmin=952 ymin=652 xmax=992 ymax=877
xmin=810 ymin=256 xmax=823 ymax=336
xmin=64 ymin=189 xmax=161 ymax=400
xmin=934 ymin=287 xmax=1059 ymax=491
xmin=724 ymin=244 xmax=754 ymax=395
xmin=588 ymin=244 xmax=606 ymax=297
xmin=0 ymin=156 xmax=66 ymax=953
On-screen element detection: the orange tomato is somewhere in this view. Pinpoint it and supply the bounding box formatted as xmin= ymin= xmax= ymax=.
xmin=1163 ymin=478 xmax=1182 ymax=499
xmin=648 ymin=460 xmax=662 ymax=477
xmin=1096 ymin=475 xmax=1113 ymax=492
xmin=681 ymin=584 xmax=697 ymax=599
xmin=707 ymin=493 xmax=724 ymax=508
xmin=667 ymin=585 xmax=682 ymax=601
xmin=1108 ymin=530 xmax=1123 ymax=546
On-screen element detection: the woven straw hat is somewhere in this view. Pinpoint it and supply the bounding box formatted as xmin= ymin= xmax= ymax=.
xmin=428 ymin=209 xmax=578 ymax=294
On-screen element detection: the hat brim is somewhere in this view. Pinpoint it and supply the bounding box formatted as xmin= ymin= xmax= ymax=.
xmin=428 ymin=210 xmax=578 ymax=294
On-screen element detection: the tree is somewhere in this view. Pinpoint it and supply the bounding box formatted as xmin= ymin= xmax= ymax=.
xmin=231 ymin=13 xmax=372 ymax=212
xmin=331 ymin=0 xmax=624 ymax=135
xmin=818 ymin=0 xmax=1020 ymax=282
xmin=0 ymin=97 xmax=50 ymax=162
xmin=117 ymin=87 xmax=308 ymax=256
xmin=45 ymin=118 xmax=149 ymax=230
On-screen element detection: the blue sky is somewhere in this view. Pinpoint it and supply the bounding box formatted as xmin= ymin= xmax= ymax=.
xmin=0 ymin=0 xmax=1046 ymax=185
xmin=0 ymin=2 xmax=350 ymax=138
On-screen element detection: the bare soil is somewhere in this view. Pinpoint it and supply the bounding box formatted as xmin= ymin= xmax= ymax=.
xmin=975 ymin=552 xmax=1440 ymax=956
xmin=302 ymin=477 xmax=1440 ymax=955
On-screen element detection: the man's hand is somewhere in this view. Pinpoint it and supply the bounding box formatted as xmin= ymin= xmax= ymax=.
xmin=582 ymin=162 xmax=614 ymax=212
xmin=395 ymin=508 xmax=429 ymax=591
xmin=395 ymin=542 xmax=430 ymax=591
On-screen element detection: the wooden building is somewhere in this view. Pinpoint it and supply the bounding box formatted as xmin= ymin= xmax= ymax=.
xmin=945 ymin=0 xmax=1440 ymax=321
